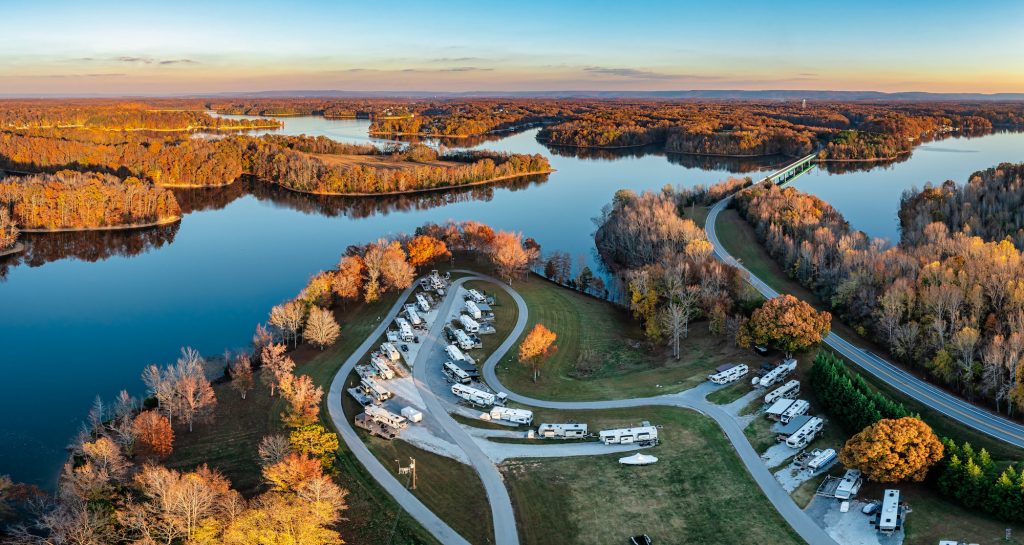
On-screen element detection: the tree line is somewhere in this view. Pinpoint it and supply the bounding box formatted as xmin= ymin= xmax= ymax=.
xmin=809 ymin=351 xmax=911 ymax=433
xmin=0 ymin=102 xmax=279 ymax=131
xmin=0 ymin=171 xmax=181 ymax=230
xmin=936 ymin=438 xmax=1024 ymax=523
xmin=733 ymin=174 xmax=1024 ymax=416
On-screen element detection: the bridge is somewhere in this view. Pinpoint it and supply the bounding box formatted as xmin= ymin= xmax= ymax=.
xmin=760 ymin=151 xmax=818 ymax=185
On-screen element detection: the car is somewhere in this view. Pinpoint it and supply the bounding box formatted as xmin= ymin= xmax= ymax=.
xmin=862 ymin=501 xmax=880 ymax=515
xmin=754 ymin=345 xmax=771 ymax=356
xmin=400 ymin=344 xmax=409 ymax=352
xmin=629 ymin=536 xmax=652 ymax=545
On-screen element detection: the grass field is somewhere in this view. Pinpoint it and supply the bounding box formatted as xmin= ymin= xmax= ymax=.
xmin=492 ymin=275 xmax=752 ymax=400
xmin=706 ymin=379 xmax=754 ymax=405
xmin=501 ymin=406 xmax=803 ymax=545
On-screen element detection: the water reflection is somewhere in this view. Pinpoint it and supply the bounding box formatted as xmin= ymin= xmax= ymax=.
xmin=1 ymin=223 xmax=179 ymax=277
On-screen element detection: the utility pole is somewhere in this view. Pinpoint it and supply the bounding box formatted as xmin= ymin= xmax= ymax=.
xmin=397 ymin=457 xmax=417 ymax=490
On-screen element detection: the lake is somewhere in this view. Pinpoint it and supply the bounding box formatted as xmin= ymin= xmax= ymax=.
xmin=1 ymin=116 xmax=1023 ymax=486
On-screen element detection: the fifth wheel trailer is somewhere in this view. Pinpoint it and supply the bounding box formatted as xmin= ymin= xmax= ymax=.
xmin=754 ymin=358 xmax=797 ymax=388
xmin=364 ymin=404 xmax=408 ymax=429
xmin=599 ymin=425 xmax=659 ymax=446
xmin=442 ymin=361 xmax=472 ymax=385
xmin=785 ymin=416 xmax=824 ymax=448
xmin=459 ymin=314 xmax=480 ymax=333
xmin=369 ymin=354 xmax=396 ymax=380
xmin=451 ymin=383 xmax=507 ymax=406
xmin=380 ymin=342 xmax=401 ymax=362
xmin=464 ymin=300 xmax=482 ymax=319
xmin=415 ymin=293 xmax=431 ymax=313
xmin=764 ymin=379 xmax=800 ymax=405
xmin=360 ymin=377 xmax=392 ymax=402
xmin=454 ymin=329 xmax=476 ymax=350
xmin=445 ymin=344 xmax=467 ymax=362
xmin=708 ymin=364 xmax=748 ymax=385
xmin=490 ymin=406 xmax=534 ymax=425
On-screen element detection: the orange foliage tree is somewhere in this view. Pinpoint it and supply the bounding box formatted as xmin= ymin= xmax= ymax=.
xmin=407 ymin=235 xmax=450 ymax=268
xmin=741 ymin=294 xmax=831 ymax=354
xmin=839 ymin=417 xmax=944 ymax=483
xmin=518 ymin=324 xmax=558 ymax=382
xmin=132 ymin=410 xmax=174 ymax=459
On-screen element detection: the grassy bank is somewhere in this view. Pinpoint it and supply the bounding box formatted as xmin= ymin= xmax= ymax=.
xmin=492 ymin=274 xmax=751 ymax=401
xmin=501 ymin=406 xmax=803 ymax=545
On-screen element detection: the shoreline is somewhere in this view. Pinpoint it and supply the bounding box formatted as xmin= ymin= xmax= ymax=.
xmin=269 ymin=169 xmax=555 ymax=197
xmin=160 ymin=179 xmax=236 ymax=189
xmin=18 ymin=215 xmax=181 ymax=233
xmin=0 ymin=242 xmax=25 ymax=258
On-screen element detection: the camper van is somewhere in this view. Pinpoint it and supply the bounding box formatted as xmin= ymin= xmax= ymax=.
xmin=380 ymin=342 xmax=401 ymax=362
xmin=445 ymin=344 xmax=467 ymax=362
xmin=394 ymin=318 xmax=415 ymax=342
xmin=360 ymin=377 xmax=392 ymax=403
xmin=442 ymin=361 xmax=472 ymax=385
xmin=764 ymin=380 xmax=800 ymax=405
xmin=599 ymin=425 xmax=659 ymax=446
xmin=785 ymin=416 xmax=824 ymax=448
xmin=464 ymin=300 xmax=482 ymax=320
xmin=708 ymin=364 xmax=749 ymax=385
xmin=465 ymin=288 xmax=486 ymax=303
xmin=537 ymin=423 xmax=588 ymax=439
xmin=454 ymin=329 xmax=476 ymax=350
xmin=490 ymin=406 xmax=534 ymax=425
xmin=451 ymin=384 xmax=506 ymax=406
xmin=754 ymin=358 xmax=797 ymax=388
xmin=415 ymin=293 xmax=431 ymax=313
xmin=459 ymin=314 xmax=480 ymax=333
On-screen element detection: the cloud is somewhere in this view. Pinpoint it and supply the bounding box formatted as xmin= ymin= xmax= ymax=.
xmin=797 ymin=72 xmax=818 ymax=77
xmin=439 ymin=67 xmax=492 ymax=72
xmin=116 ymin=56 xmax=154 ymax=64
xmin=159 ymin=59 xmax=198 ymax=65
xmin=428 ymin=57 xmax=484 ymax=63
xmin=583 ymin=66 xmax=721 ymax=81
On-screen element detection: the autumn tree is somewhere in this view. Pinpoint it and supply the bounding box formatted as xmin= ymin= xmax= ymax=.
xmin=132 ymin=410 xmax=174 ymax=459
xmin=407 ymin=234 xmax=450 ymax=268
xmin=518 ymin=323 xmax=558 ymax=382
xmin=174 ymin=364 xmax=217 ymax=433
xmin=122 ymin=464 xmax=241 ymax=544
xmin=331 ymin=255 xmax=364 ymax=302
xmin=269 ymin=300 xmax=305 ymax=347
xmin=229 ymin=353 xmax=254 ymax=400
xmin=260 ymin=343 xmax=295 ymax=397
xmin=262 ymin=453 xmax=324 ymax=494
xmin=222 ymin=489 xmax=345 ymax=545
xmin=0 ymin=208 xmax=18 ymax=250
xmin=839 ymin=417 xmax=944 ymax=483
xmin=289 ymin=424 xmax=340 ymax=471
xmin=304 ymin=306 xmax=340 ymax=350
xmin=741 ymin=294 xmax=831 ymax=354
xmin=278 ymin=373 xmax=324 ymax=428
xmin=362 ymin=239 xmax=414 ymax=302
xmin=490 ymin=230 xmax=535 ymax=283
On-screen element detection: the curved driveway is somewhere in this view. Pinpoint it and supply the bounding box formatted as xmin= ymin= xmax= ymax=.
xmin=705 ymin=197 xmax=1024 ymax=448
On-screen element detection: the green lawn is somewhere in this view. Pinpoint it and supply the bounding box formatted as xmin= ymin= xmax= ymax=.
xmin=706 ymin=379 xmax=753 ymax=405
xmin=501 ymin=406 xmax=803 ymax=545
xmin=492 ymin=275 xmax=752 ymax=401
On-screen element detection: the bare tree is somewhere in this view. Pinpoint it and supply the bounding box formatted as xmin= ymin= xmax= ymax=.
xmin=303 ymin=307 xmax=340 ymax=350
xmin=260 ymin=343 xmax=295 ymax=397
xmin=258 ymin=435 xmax=292 ymax=467
xmin=269 ymin=300 xmax=305 ymax=348
xmin=230 ymin=353 xmax=254 ymax=400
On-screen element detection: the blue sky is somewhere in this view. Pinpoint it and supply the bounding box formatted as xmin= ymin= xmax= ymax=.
xmin=2 ymin=0 xmax=1023 ymax=94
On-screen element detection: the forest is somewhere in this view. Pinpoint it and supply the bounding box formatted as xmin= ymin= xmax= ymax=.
xmin=0 ymin=101 xmax=280 ymax=131
xmin=733 ymin=169 xmax=1024 ymax=415
xmin=0 ymin=171 xmax=181 ymax=230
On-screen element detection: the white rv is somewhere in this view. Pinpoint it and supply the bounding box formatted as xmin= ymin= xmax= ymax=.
xmin=879 ymin=489 xmax=902 ymax=534
xmin=415 ymin=293 xmax=431 ymax=313
xmin=451 ymin=384 xmax=507 ymax=406
xmin=401 ymin=406 xmax=423 ymax=423
xmin=779 ymin=399 xmax=810 ymax=424
xmin=708 ymin=364 xmax=749 ymax=385
xmin=599 ymin=425 xmax=659 ymax=446
xmin=490 ymin=406 xmax=534 ymax=425
xmin=459 ymin=314 xmax=480 ymax=333
xmin=395 ymin=318 xmax=414 ymax=342
xmin=360 ymin=377 xmax=392 ymax=402
xmin=764 ymin=380 xmax=800 ymax=405
xmin=834 ymin=469 xmax=862 ymax=500
xmin=465 ymin=288 xmax=486 ymax=303
xmin=364 ymin=404 xmax=407 ymax=429
xmin=445 ymin=344 xmax=467 ymax=362
xmin=442 ymin=361 xmax=472 ymax=385
xmin=806 ymin=448 xmax=837 ymax=471
xmin=755 ymin=358 xmax=797 ymax=388
xmin=380 ymin=342 xmax=401 ymax=362
xmin=785 ymin=416 xmax=824 ymax=448
xmin=370 ymin=355 xmax=396 ymax=380
xmin=404 ymin=305 xmax=423 ymax=327
xmin=454 ymin=329 xmax=475 ymax=351
xmin=537 ymin=423 xmax=588 ymax=439
xmin=464 ymin=300 xmax=482 ymax=319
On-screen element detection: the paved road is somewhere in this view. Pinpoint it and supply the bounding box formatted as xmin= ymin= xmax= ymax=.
xmin=705 ymin=197 xmax=1024 ymax=448
xmin=326 ymin=284 xmax=473 ymax=545
xmin=477 ymin=275 xmax=838 ymax=545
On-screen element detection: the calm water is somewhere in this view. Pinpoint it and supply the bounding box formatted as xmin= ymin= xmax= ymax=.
xmin=3 ymin=117 xmax=1024 ymax=486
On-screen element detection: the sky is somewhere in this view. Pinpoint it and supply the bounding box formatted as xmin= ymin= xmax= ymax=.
xmin=2 ymin=0 xmax=1024 ymax=95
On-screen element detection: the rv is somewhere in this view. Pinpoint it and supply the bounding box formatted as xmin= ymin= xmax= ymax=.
xmin=445 ymin=344 xmax=467 ymax=362
xmin=878 ymin=489 xmax=902 ymax=534
xmin=599 ymin=425 xmax=659 ymax=446
xmin=755 ymin=358 xmax=797 ymax=388
xmin=415 ymin=293 xmax=431 ymax=313
xmin=459 ymin=314 xmax=480 ymax=333
xmin=453 ymin=360 xmax=480 ymax=379
xmin=380 ymin=342 xmax=401 ymax=362
xmin=401 ymin=406 xmax=423 ymax=423
xmin=490 ymin=406 xmax=534 ymax=425
xmin=442 ymin=361 xmax=472 ymax=385
xmin=427 ymin=270 xmax=446 ymax=294
xmin=537 ymin=423 xmax=588 ymax=439
xmin=834 ymin=469 xmax=862 ymax=500
xmin=708 ymin=364 xmax=749 ymax=385
xmin=360 ymin=377 xmax=392 ymax=402
xmin=404 ymin=305 xmax=423 ymax=327
xmin=779 ymin=399 xmax=810 ymax=424
xmin=454 ymin=329 xmax=476 ymax=350
xmin=394 ymin=318 xmax=415 ymax=342
xmin=806 ymin=448 xmax=837 ymax=471
xmin=369 ymin=355 xmax=396 ymax=380
xmin=464 ymin=300 xmax=482 ymax=320
xmin=354 ymin=364 xmax=377 ymax=381
xmin=364 ymin=404 xmax=407 ymax=429
xmin=785 ymin=416 xmax=824 ymax=448
xmin=451 ymin=383 xmax=507 ymax=406
xmin=465 ymin=288 xmax=486 ymax=303
xmin=764 ymin=380 xmax=800 ymax=405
